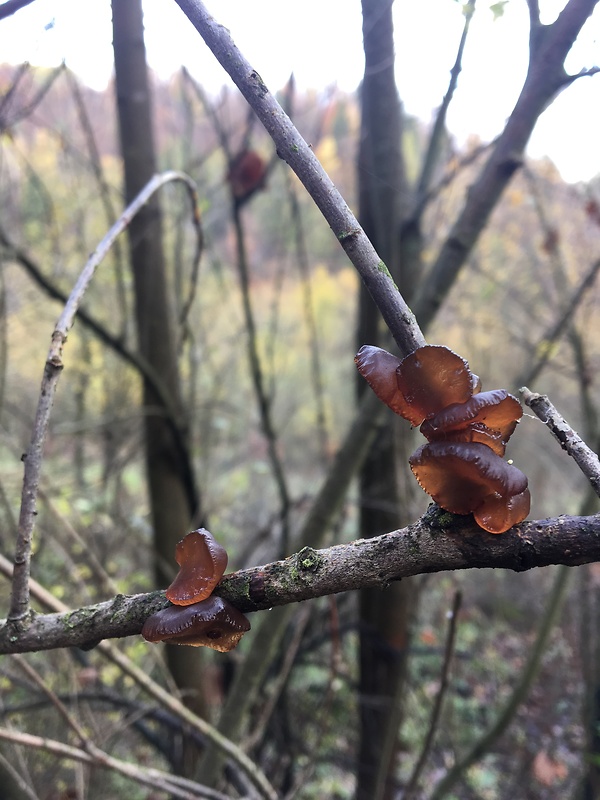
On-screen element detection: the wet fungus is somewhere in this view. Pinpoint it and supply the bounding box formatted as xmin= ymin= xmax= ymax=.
xmin=165 ymin=529 xmax=228 ymax=606
xmin=355 ymin=344 xmax=529 ymax=533
xmin=143 ymin=529 xmax=250 ymax=651
xmin=142 ymin=595 xmax=251 ymax=652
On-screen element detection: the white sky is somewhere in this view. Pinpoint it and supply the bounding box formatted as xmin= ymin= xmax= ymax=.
xmin=0 ymin=0 xmax=598 ymax=182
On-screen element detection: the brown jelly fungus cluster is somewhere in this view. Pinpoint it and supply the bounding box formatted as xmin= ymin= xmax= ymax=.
xmin=355 ymin=344 xmax=530 ymax=533
xmin=142 ymin=529 xmax=250 ymax=651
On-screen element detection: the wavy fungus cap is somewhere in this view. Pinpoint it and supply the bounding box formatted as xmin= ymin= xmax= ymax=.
xmin=355 ymin=344 xmax=474 ymax=426
xmin=420 ymin=390 xmax=522 ymax=456
xmin=165 ymin=529 xmax=228 ymax=607
xmin=395 ymin=345 xmax=474 ymax=425
xmin=409 ymin=441 xmax=530 ymax=533
xmin=142 ymin=595 xmax=251 ymax=652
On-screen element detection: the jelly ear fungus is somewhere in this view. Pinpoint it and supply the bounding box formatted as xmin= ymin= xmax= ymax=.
xmin=355 ymin=344 xmax=530 ymax=533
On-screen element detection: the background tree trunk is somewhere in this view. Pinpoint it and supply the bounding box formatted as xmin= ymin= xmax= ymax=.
xmin=111 ymin=0 xmax=205 ymax=722
xmin=356 ymin=2 xmax=420 ymax=797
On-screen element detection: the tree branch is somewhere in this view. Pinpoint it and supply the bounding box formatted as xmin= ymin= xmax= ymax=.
xmin=411 ymin=0 xmax=599 ymax=330
xmin=172 ymin=0 xmax=425 ymax=358
xmin=2 ymin=511 xmax=600 ymax=654
xmin=521 ymin=387 xmax=600 ymax=496
xmin=7 ymin=171 xmax=202 ymax=625
xmin=0 ymin=0 xmax=38 ymax=21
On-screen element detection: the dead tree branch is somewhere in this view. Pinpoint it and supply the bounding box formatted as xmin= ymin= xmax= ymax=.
xmin=2 ymin=511 xmax=600 ymax=654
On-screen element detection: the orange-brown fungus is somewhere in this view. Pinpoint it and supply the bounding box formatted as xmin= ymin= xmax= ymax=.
xmin=354 ymin=346 xmax=408 ymax=418
xmin=420 ymin=390 xmax=522 ymax=456
xmin=227 ymin=150 xmax=267 ymax=200
xmin=355 ymin=344 xmax=529 ymax=532
xmin=142 ymin=596 xmax=251 ymax=652
xmin=395 ymin=345 xmax=473 ymax=425
xmin=165 ymin=529 xmax=228 ymax=607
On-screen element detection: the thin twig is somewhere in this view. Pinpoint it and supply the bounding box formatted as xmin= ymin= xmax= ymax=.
xmin=245 ymin=604 xmax=313 ymax=750
xmin=173 ymin=0 xmax=425 ymax=358
xmin=416 ymin=0 xmax=476 ymax=201
xmin=0 ymin=62 xmax=64 ymax=128
xmin=232 ymin=199 xmax=292 ymax=555
xmin=521 ymin=387 xmax=600 ymax=496
xmin=8 ymin=170 xmax=202 ymax=624
xmin=518 ymin=255 xmax=600 ymax=386
xmin=429 ymin=565 xmax=570 ymax=800
xmin=65 ymin=67 xmax=129 ymax=336
xmin=285 ymin=168 xmax=330 ymax=463
xmin=0 ymin=751 xmax=37 ymax=800
xmin=0 ymin=727 xmax=234 ymax=800
xmin=12 ymin=654 xmax=92 ymax=746
xmin=0 ymin=553 xmax=279 ymax=800
xmin=403 ymin=591 xmax=462 ymax=799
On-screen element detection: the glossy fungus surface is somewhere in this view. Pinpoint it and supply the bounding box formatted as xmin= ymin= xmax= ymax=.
xmin=356 ymin=343 xmax=529 ymax=532
xmin=142 ymin=595 xmax=251 ymax=652
xmin=165 ymin=529 xmax=228 ymax=606
xmin=420 ymin=390 xmax=522 ymax=456
xmin=409 ymin=442 xmax=530 ymax=533
xmin=395 ymin=345 xmax=473 ymax=425
xmin=354 ymin=346 xmax=408 ymax=417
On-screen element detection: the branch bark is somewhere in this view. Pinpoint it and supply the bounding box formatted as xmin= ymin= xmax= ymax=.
xmin=172 ymin=0 xmax=425 ymax=359
xmin=2 ymin=511 xmax=600 ymax=654
xmin=411 ymin=0 xmax=599 ymax=330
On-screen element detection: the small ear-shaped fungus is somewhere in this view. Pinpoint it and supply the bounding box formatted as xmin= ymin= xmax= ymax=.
xmin=355 ymin=346 xmax=408 ymax=417
xmin=355 ymin=344 xmax=474 ymax=426
xmin=395 ymin=346 xmax=474 ymax=425
xmin=420 ymin=390 xmax=522 ymax=456
xmin=409 ymin=442 xmax=530 ymax=533
xmin=474 ymin=488 xmax=531 ymax=535
xmin=142 ymin=595 xmax=251 ymax=652
xmin=165 ymin=529 xmax=228 ymax=606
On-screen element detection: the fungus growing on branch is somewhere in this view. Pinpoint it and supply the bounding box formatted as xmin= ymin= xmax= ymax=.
xmin=166 ymin=529 xmax=228 ymax=606
xmin=355 ymin=344 xmax=529 ymax=533
xmin=142 ymin=595 xmax=251 ymax=652
xmin=409 ymin=442 xmax=530 ymax=534
xmin=143 ymin=529 xmax=250 ymax=651
xmin=420 ymin=390 xmax=522 ymax=456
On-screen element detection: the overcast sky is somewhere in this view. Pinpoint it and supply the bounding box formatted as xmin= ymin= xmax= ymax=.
xmin=0 ymin=0 xmax=599 ymax=181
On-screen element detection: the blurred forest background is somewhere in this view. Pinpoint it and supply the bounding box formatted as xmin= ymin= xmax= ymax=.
xmin=1 ymin=0 xmax=600 ymax=798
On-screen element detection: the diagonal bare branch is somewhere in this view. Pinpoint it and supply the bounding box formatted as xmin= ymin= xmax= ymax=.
xmin=172 ymin=0 xmax=425 ymax=358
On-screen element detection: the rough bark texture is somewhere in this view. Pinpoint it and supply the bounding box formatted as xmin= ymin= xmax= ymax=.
xmin=2 ymin=511 xmax=600 ymax=654
xmin=111 ymin=0 xmax=203 ymax=714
